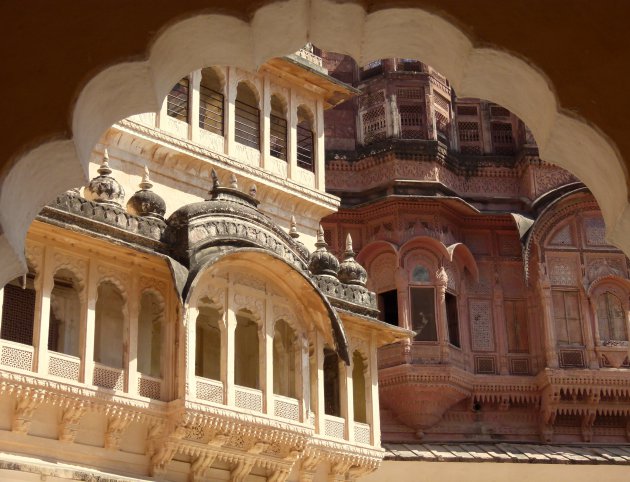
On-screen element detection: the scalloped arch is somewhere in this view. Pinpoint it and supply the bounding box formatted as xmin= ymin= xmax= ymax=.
xmin=0 ymin=0 xmax=627 ymax=290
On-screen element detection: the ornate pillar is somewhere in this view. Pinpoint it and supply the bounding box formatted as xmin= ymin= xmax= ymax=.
xmin=395 ymin=266 xmax=412 ymax=363
xmin=225 ymin=67 xmax=236 ymax=156
xmin=314 ymin=332 xmax=325 ymax=435
xmin=264 ymin=299 xmax=274 ymax=415
xmin=343 ymin=358 xmax=354 ymax=442
xmin=82 ymin=261 xmax=98 ymax=384
xmin=435 ymin=266 xmax=449 ymax=363
xmin=225 ymin=289 xmax=237 ymax=406
xmin=126 ymin=275 xmax=140 ymax=394
xmin=315 ymin=98 xmax=325 ymax=190
xmin=184 ymin=306 xmax=199 ymax=399
xmin=537 ymin=263 xmax=559 ymax=368
xmin=368 ymin=333 xmax=380 ymax=446
xmin=261 ymin=74 xmax=271 ymax=170
xmin=189 ymin=69 xmax=201 ymax=142
xmin=34 ymin=248 xmax=52 ymax=375
xmin=300 ymin=336 xmax=310 ymax=423
xmin=493 ymin=271 xmax=509 ymax=375
xmin=579 ymin=285 xmax=599 ymax=369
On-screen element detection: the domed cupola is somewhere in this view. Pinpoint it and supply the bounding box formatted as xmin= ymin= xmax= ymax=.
xmin=309 ymin=225 xmax=339 ymax=277
xmin=338 ymin=234 xmax=368 ymax=287
xmin=84 ymin=149 xmax=125 ymax=207
xmin=126 ymin=166 xmax=166 ymax=220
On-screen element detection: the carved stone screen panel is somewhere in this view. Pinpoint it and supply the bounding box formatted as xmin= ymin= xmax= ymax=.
xmin=583 ymin=216 xmax=607 ymax=246
xmin=469 ymin=299 xmax=495 ymax=352
xmin=409 ymin=287 xmax=437 ymax=342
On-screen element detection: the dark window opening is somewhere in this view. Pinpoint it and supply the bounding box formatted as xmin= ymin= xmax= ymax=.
xmin=323 ymin=347 xmax=340 ymax=416
xmin=297 ymin=124 xmax=314 ymax=171
xmin=270 ymin=114 xmax=288 ymax=160
xmin=199 ymin=86 xmax=224 ymax=136
xmin=410 ymin=287 xmax=437 ymax=341
xmin=166 ymin=77 xmax=190 ymax=123
xmin=235 ymin=83 xmax=260 ymax=150
xmin=1 ymin=274 xmax=36 ymax=345
xmin=445 ymin=292 xmax=460 ymax=348
xmin=378 ymin=289 xmax=399 ymax=326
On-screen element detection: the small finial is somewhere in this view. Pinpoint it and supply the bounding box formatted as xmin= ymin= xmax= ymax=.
xmin=249 ymin=184 xmax=257 ymax=198
xmin=139 ymin=165 xmax=153 ymax=190
xmin=315 ymin=224 xmax=328 ymax=250
xmin=229 ymin=173 xmax=238 ymax=189
xmin=211 ymin=169 xmax=220 ymax=189
xmin=345 ymin=233 xmax=354 ymax=253
xmin=97 ymin=148 xmax=112 ymax=176
xmin=289 ymin=215 xmax=299 ymax=239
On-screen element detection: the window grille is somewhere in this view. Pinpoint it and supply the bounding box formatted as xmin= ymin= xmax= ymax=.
xmin=270 ymin=114 xmax=287 ymax=161
xmin=399 ymin=103 xmax=423 ymax=139
xmin=1 ymin=278 xmax=35 ymax=346
xmin=166 ymin=77 xmax=189 ymax=123
xmin=297 ymin=124 xmax=315 ymax=171
xmin=434 ymin=94 xmax=450 ymax=112
xmin=559 ymin=349 xmax=585 ymax=368
xmin=436 ymin=111 xmax=449 ymax=139
xmin=362 ymin=105 xmax=386 ymax=144
xmin=235 ymin=99 xmax=260 ymax=150
xmin=458 ymin=121 xmax=480 ymax=142
xmin=396 ymin=88 xmax=423 ymax=100
xmin=491 ymin=122 xmax=515 ymax=154
xmin=457 ymin=105 xmax=478 ymax=116
xmin=199 ymin=85 xmax=224 ymax=136
xmin=509 ymin=358 xmax=530 ymax=375
xmin=398 ymin=59 xmax=422 ymax=72
xmin=491 ymin=106 xmax=510 ymax=117
xmin=475 ymin=355 xmax=497 ymax=374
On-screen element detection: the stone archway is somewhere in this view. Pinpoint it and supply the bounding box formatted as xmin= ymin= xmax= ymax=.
xmin=1 ymin=0 xmax=627 ymax=288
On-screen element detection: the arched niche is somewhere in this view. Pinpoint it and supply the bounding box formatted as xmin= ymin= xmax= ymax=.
xmin=94 ymin=280 xmax=126 ymax=369
xmin=199 ymin=67 xmax=225 ymax=136
xmin=137 ymin=289 xmax=165 ymax=378
xmin=270 ymin=94 xmax=288 ymax=161
xmin=296 ymin=104 xmax=315 ymax=172
xmin=48 ymin=268 xmax=82 ymax=357
xmin=235 ymin=81 xmax=261 ymax=150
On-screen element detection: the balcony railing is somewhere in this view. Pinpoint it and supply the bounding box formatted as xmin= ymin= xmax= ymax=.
xmin=234 ymin=385 xmax=263 ymax=413
xmin=354 ymin=421 xmax=371 ymax=445
xmin=138 ymin=373 xmax=163 ymax=400
xmin=93 ymin=363 xmax=124 ymax=391
xmin=0 ymin=339 xmax=33 ymax=372
xmin=273 ymin=394 xmax=300 ymax=421
xmin=48 ymin=351 xmax=80 ymax=381
xmin=196 ymin=376 xmax=224 ymax=403
xmin=323 ymin=414 xmax=345 ymax=439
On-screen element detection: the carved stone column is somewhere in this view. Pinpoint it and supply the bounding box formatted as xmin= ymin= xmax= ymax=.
xmin=126 ymin=274 xmax=140 ymax=395
xmin=264 ymin=298 xmax=274 ymax=415
xmin=34 ymin=248 xmax=53 ymax=375
xmin=395 ymin=267 xmax=412 ymax=363
xmin=537 ymin=264 xmax=559 ymax=368
xmin=343 ymin=358 xmax=354 ymax=443
xmin=368 ymin=332 xmax=380 ymax=446
xmin=185 ymin=306 xmax=199 ymax=399
xmin=579 ymin=285 xmax=599 ymax=369
xmin=313 ymin=332 xmax=325 ymax=436
xmin=435 ymin=266 xmax=449 ymax=363
xmin=189 ymin=69 xmax=201 ymax=142
xmin=82 ymin=259 xmax=98 ymax=385
xmin=226 ymin=290 xmax=237 ymax=406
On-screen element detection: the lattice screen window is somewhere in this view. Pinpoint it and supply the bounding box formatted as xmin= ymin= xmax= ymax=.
xmin=434 ymin=93 xmax=450 ymax=112
xmin=490 ymin=106 xmax=510 ymax=117
xmin=457 ymin=105 xmax=478 ymax=116
xmin=362 ymin=105 xmax=386 ymax=144
xmin=458 ymin=122 xmax=480 ymax=142
xmin=1 ymin=275 xmax=36 ymax=346
xmin=435 ymin=111 xmax=449 ymax=138
xmin=491 ymin=122 xmax=515 ymax=154
xmin=552 ymin=290 xmax=583 ymax=346
xmin=396 ymin=88 xmax=423 ymax=100
xmin=399 ymin=103 xmax=423 ymax=139
xmin=359 ymin=90 xmax=385 ymax=109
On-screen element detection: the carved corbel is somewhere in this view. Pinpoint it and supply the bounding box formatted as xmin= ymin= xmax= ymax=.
xmin=348 ymin=464 xmax=376 ymax=481
xmin=498 ymin=395 xmax=510 ymax=412
xmin=104 ymin=412 xmax=133 ymax=450
xmin=190 ymin=453 xmax=218 ymax=482
xmin=581 ymin=411 xmax=596 ymax=442
xmin=231 ymin=460 xmax=254 ymax=482
xmin=268 ymin=468 xmax=290 ymax=482
xmin=207 ymin=432 xmax=230 ymax=448
xmin=248 ymin=441 xmax=270 ymax=454
xmin=146 ymin=421 xmax=166 ymax=457
xmin=59 ymin=401 xmax=87 ymax=442
xmin=299 ymin=453 xmax=320 ymax=482
xmin=151 ymin=442 xmax=177 ymax=477
xmin=12 ymin=389 xmax=45 ymax=434
xmin=329 ymin=458 xmax=353 ymax=482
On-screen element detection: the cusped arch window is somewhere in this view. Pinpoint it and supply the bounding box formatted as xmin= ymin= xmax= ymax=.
xmin=596 ymin=291 xmax=628 ymax=343
xmin=235 ymin=82 xmax=261 ymax=150
xmin=297 ymin=105 xmax=315 ymax=172
xmin=166 ymin=76 xmax=190 ymax=123
xmin=199 ymin=67 xmax=224 ymax=136
xmin=48 ymin=269 xmax=81 ymax=357
xmin=270 ymin=94 xmax=288 ymax=161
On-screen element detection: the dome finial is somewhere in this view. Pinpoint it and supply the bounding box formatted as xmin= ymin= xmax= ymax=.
xmin=97 ymin=149 xmax=112 ymax=176
xmin=315 ymin=224 xmax=326 ymax=248
xmin=139 ymin=165 xmax=153 ymax=190
xmin=289 ymin=215 xmax=299 ymax=239
xmin=345 ymin=233 xmax=354 ymax=253
xmin=211 ymin=169 xmax=220 ymax=190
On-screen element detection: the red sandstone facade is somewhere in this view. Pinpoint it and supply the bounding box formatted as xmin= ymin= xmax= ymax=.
xmin=321 ymin=54 xmax=630 ymax=445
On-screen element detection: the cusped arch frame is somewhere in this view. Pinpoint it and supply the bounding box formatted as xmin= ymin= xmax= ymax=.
xmin=1 ymin=0 xmax=627 ymax=293
xmin=183 ymin=246 xmax=350 ymax=364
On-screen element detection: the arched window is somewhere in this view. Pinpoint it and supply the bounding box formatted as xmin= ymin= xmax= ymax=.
xmin=1 ymin=270 xmax=36 ymax=346
xmin=352 ymin=351 xmax=367 ymax=423
xmin=273 ymin=319 xmax=296 ymax=398
xmin=234 ymin=311 xmax=259 ymax=389
xmin=235 ymin=82 xmax=260 ymax=150
xmin=270 ymin=95 xmax=287 ymax=161
xmin=195 ymin=304 xmax=221 ymax=380
xmin=48 ymin=269 xmax=80 ymax=357
xmin=297 ymin=106 xmax=315 ymax=171
xmin=166 ymin=76 xmax=190 ymax=123
xmin=199 ymin=68 xmax=224 ymax=136
xmin=137 ymin=291 xmax=163 ymax=378
xmin=597 ymin=291 xmax=628 ymax=342
xmin=94 ymin=281 xmax=124 ymax=368
xmin=323 ymin=347 xmax=340 ymax=416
